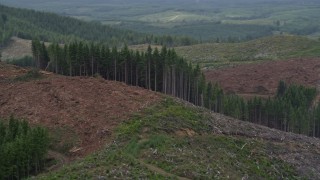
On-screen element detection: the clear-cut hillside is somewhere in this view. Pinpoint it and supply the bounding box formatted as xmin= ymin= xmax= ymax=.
xmin=0 ymin=62 xmax=160 ymax=156
xmin=1 ymin=63 xmax=320 ymax=179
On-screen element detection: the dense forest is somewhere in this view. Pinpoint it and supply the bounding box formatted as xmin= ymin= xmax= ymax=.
xmin=0 ymin=117 xmax=49 ymax=179
xmin=0 ymin=5 xmax=196 ymax=47
xmin=30 ymin=39 xmax=320 ymax=138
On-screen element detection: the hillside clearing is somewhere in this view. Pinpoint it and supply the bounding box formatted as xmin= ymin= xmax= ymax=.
xmin=1 ymin=37 xmax=33 ymax=61
xmin=0 ymin=63 xmax=161 ymax=157
xmin=204 ymin=58 xmax=320 ymax=95
xmin=175 ymin=35 xmax=320 ymax=68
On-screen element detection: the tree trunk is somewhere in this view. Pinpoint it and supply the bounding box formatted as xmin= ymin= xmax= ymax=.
xmin=148 ymin=59 xmax=151 ymax=90
xmin=69 ymin=63 xmax=72 ymax=76
xmin=188 ymin=76 xmax=191 ymax=102
xmin=130 ymin=61 xmax=133 ymax=85
xmin=91 ymin=56 xmax=94 ymax=76
xmin=136 ymin=66 xmax=139 ymax=86
xmin=55 ymin=56 xmax=58 ymax=74
xmin=154 ymin=64 xmax=157 ymax=92
xmin=145 ymin=64 xmax=148 ymax=89
xmin=114 ymin=58 xmax=117 ymax=81
xmin=125 ymin=60 xmax=128 ymax=84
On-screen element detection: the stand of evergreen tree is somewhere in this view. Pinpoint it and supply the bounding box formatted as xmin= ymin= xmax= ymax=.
xmin=31 ymin=39 xmax=320 ymax=138
xmin=222 ymin=82 xmax=319 ymax=137
xmin=0 ymin=116 xmax=49 ymax=179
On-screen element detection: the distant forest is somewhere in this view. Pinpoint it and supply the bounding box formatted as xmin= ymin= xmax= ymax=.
xmin=2 ymin=0 xmax=320 ymax=41
xmin=0 ymin=5 xmax=196 ymax=47
xmin=28 ymin=39 xmax=320 ymax=138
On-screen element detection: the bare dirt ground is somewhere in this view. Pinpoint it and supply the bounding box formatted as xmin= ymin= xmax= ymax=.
xmin=204 ymin=58 xmax=320 ymax=96
xmin=0 ymin=62 xmax=29 ymax=80
xmin=0 ymin=63 xmax=161 ymax=157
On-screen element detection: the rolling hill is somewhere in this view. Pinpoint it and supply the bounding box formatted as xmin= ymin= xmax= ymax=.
xmin=1 ymin=1 xmax=320 ymax=179
xmin=2 ymin=0 xmax=320 ymax=41
xmin=0 ymin=62 xmax=319 ymax=179
xmin=0 ymin=4 xmax=195 ymax=47
xmin=175 ymin=35 xmax=320 ymax=68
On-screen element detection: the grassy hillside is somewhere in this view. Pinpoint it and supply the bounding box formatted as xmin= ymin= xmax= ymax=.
xmin=36 ymin=98 xmax=320 ymax=179
xmin=175 ymin=35 xmax=320 ymax=68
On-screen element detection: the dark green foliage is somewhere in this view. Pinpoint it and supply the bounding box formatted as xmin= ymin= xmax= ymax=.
xmin=33 ymin=40 xmax=208 ymax=107
xmin=0 ymin=116 xmax=49 ymax=179
xmin=0 ymin=4 xmax=197 ymax=47
xmin=5 ymin=56 xmax=34 ymax=67
xmin=121 ymin=21 xmax=274 ymax=42
xmin=221 ymin=81 xmax=320 ymax=137
xmin=277 ymin=80 xmax=287 ymax=97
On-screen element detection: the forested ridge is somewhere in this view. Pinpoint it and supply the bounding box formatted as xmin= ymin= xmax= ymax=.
xmin=30 ymin=39 xmax=320 ymax=138
xmin=0 ymin=4 xmax=196 ymax=47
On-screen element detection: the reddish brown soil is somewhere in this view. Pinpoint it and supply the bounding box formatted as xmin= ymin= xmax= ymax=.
xmin=204 ymin=58 xmax=320 ymax=96
xmin=0 ymin=63 xmax=161 ymax=157
xmin=0 ymin=62 xmax=29 ymax=80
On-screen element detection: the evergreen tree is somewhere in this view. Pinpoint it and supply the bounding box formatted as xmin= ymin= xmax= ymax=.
xmin=0 ymin=117 xmax=49 ymax=179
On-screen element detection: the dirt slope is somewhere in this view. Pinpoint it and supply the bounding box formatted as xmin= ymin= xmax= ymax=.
xmin=205 ymin=58 xmax=320 ymax=96
xmin=0 ymin=62 xmax=29 ymax=80
xmin=0 ymin=63 xmax=160 ymax=156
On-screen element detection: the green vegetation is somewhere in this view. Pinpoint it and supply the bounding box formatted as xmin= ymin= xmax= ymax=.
xmin=37 ymin=99 xmax=300 ymax=179
xmin=221 ymin=81 xmax=320 ymax=137
xmin=2 ymin=0 xmax=320 ymax=41
xmin=5 ymin=56 xmax=34 ymax=67
xmin=31 ymin=40 xmax=208 ymax=109
xmin=175 ymin=35 xmax=320 ymax=68
xmin=0 ymin=1 xmax=319 ymax=179
xmin=48 ymin=127 xmax=79 ymax=155
xmin=0 ymin=116 xmax=49 ymax=179
xmin=0 ymin=5 xmax=196 ymax=47
xmin=118 ymin=21 xmax=273 ymax=42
